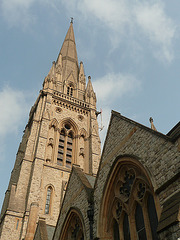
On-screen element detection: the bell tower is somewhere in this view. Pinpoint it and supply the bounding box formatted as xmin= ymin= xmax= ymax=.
xmin=0 ymin=22 xmax=101 ymax=240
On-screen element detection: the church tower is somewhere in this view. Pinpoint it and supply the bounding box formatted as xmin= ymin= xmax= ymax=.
xmin=0 ymin=21 xmax=101 ymax=240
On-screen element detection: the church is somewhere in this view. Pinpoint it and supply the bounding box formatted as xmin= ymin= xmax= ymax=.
xmin=0 ymin=21 xmax=179 ymax=240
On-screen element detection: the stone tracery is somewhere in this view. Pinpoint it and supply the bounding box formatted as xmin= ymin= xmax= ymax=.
xmin=100 ymin=159 xmax=159 ymax=240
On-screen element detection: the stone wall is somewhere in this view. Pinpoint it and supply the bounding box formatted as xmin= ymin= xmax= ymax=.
xmin=93 ymin=112 xmax=179 ymax=238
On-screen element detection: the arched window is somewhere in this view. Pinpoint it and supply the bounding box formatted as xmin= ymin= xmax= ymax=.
xmin=45 ymin=186 xmax=52 ymax=214
xmin=57 ymin=123 xmax=74 ymax=168
xmin=60 ymin=210 xmax=85 ymax=240
xmin=100 ymin=160 xmax=159 ymax=240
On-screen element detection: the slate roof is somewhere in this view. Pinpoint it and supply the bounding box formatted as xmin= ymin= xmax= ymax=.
xmin=157 ymin=191 xmax=180 ymax=232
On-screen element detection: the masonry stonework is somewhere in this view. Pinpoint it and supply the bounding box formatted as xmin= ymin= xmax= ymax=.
xmin=0 ymin=22 xmax=101 ymax=240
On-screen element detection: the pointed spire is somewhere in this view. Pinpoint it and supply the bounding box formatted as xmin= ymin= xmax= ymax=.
xmin=86 ymin=76 xmax=94 ymax=93
xmin=57 ymin=20 xmax=79 ymax=84
xmin=79 ymin=61 xmax=86 ymax=84
xmin=85 ymin=76 xmax=96 ymax=106
xmin=58 ymin=20 xmax=78 ymax=65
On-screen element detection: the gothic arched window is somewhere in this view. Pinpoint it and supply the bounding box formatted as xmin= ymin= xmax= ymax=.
xmin=57 ymin=123 xmax=74 ymax=168
xmin=45 ymin=186 xmax=52 ymax=214
xmin=60 ymin=210 xmax=85 ymax=240
xmin=100 ymin=160 xmax=159 ymax=240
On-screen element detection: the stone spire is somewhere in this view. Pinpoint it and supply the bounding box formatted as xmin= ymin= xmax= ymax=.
xmin=78 ymin=61 xmax=86 ymax=91
xmin=57 ymin=21 xmax=79 ymax=83
xmin=85 ymin=76 xmax=96 ymax=106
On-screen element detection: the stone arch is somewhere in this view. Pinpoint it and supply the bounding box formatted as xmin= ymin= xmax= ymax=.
xmin=60 ymin=207 xmax=86 ymax=240
xmin=59 ymin=117 xmax=78 ymax=135
xmin=98 ymin=155 xmax=160 ymax=239
xmin=56 ymin=118 xmax=79 ymax=167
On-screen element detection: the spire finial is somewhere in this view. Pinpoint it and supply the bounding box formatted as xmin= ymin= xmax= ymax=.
xmin=149 ymin=117 xmax=157 ymax=131
xmin=70 ymin=17 xmax=73 ymax=24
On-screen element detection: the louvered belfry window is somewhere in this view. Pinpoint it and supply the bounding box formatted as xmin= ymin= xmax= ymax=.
xmin=57 ymin=130 xmax=65 ymax=166
xmin=57 ymin=124 xmax=74 ymax=168
xmin=66 ymin=132 xmax=73 ymax=168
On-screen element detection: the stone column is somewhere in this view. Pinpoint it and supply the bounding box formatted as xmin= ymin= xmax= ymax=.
xmin=25 ymin=202 xmax=39 ymax=240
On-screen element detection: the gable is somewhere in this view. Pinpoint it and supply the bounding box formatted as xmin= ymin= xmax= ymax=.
xmin=97 ymin=110 xmax=179 ymax=194
xmin=66 ymin=72 xmax=77 ymax=85
xmin=53 ymin=167 xmax=93 ymax=239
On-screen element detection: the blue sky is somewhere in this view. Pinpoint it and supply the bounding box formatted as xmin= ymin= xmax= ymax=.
xmin=0 ymin=0 xmax=179 ymax=210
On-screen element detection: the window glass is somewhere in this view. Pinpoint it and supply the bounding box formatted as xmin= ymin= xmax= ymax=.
xmin=147 ymin=194 xmax=158 ymax=240
xmin=135 ymin=203 xmax=147 ymax=240
xmin=113 ymin=220 xmax=120 ymax=240
xmin=123 ymin=213 xmax=131 ymax=240
xmin=45 ymin=187 xmax=52 ymax=214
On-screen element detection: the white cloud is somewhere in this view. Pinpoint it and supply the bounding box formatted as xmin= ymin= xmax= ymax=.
xmin=94 ymin=72 xmax=141 ymax=145
xmin=0 ymin=86 xmax=30 ymax=162
xmin=134 ymin=1 xmax=175 ymax=62
xmin=1 ymin=0 xmax=176 ymax=62
xmin=1 ymin=0 xmax=36 ymax=27
xmin=97 ymin=106 xmax=111 ymax=148
xmin=0 ymin=86 xmax=28 ymax=135
xmin=93 ymin=72 xmax=140 ymax=104
xmin=62 ymin=0 xmax=176 ymax=63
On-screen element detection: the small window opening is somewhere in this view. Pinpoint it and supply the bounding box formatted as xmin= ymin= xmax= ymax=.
xmin=65 ymin=124 xmax=71 ymax=130
xmin=67 ymin=86 xmax=73 ymax=96
xmin=45 ymin=187 xmax=52 ymax=214
xmin=16 ymin=219 xmax=19 ymax=230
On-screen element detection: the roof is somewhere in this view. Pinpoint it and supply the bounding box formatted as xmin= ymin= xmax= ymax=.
xmin=72 ymin=166 xmax=95 ymax=202
xmin=34 ymin=218 xmax=55 ymax=240
xmin=157 ymin=191 xmax=180 ymax=232
xmin=167 ymin=121 xmax=180 ymax=141
xmin=111 ymin=110 xmax=178 ymax=142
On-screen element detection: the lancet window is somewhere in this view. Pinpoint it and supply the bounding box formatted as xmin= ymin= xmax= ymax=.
xmin=57 ymin=123 xmax=74 ymax=168
xmin=102 ymin=162 xmax=159 ymax=240
xmin=45 ymin=186 xmax=52 ymax=214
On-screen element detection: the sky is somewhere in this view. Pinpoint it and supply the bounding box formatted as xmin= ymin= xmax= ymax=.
xmin=0 ymin=0 xmax=180 ymax=210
